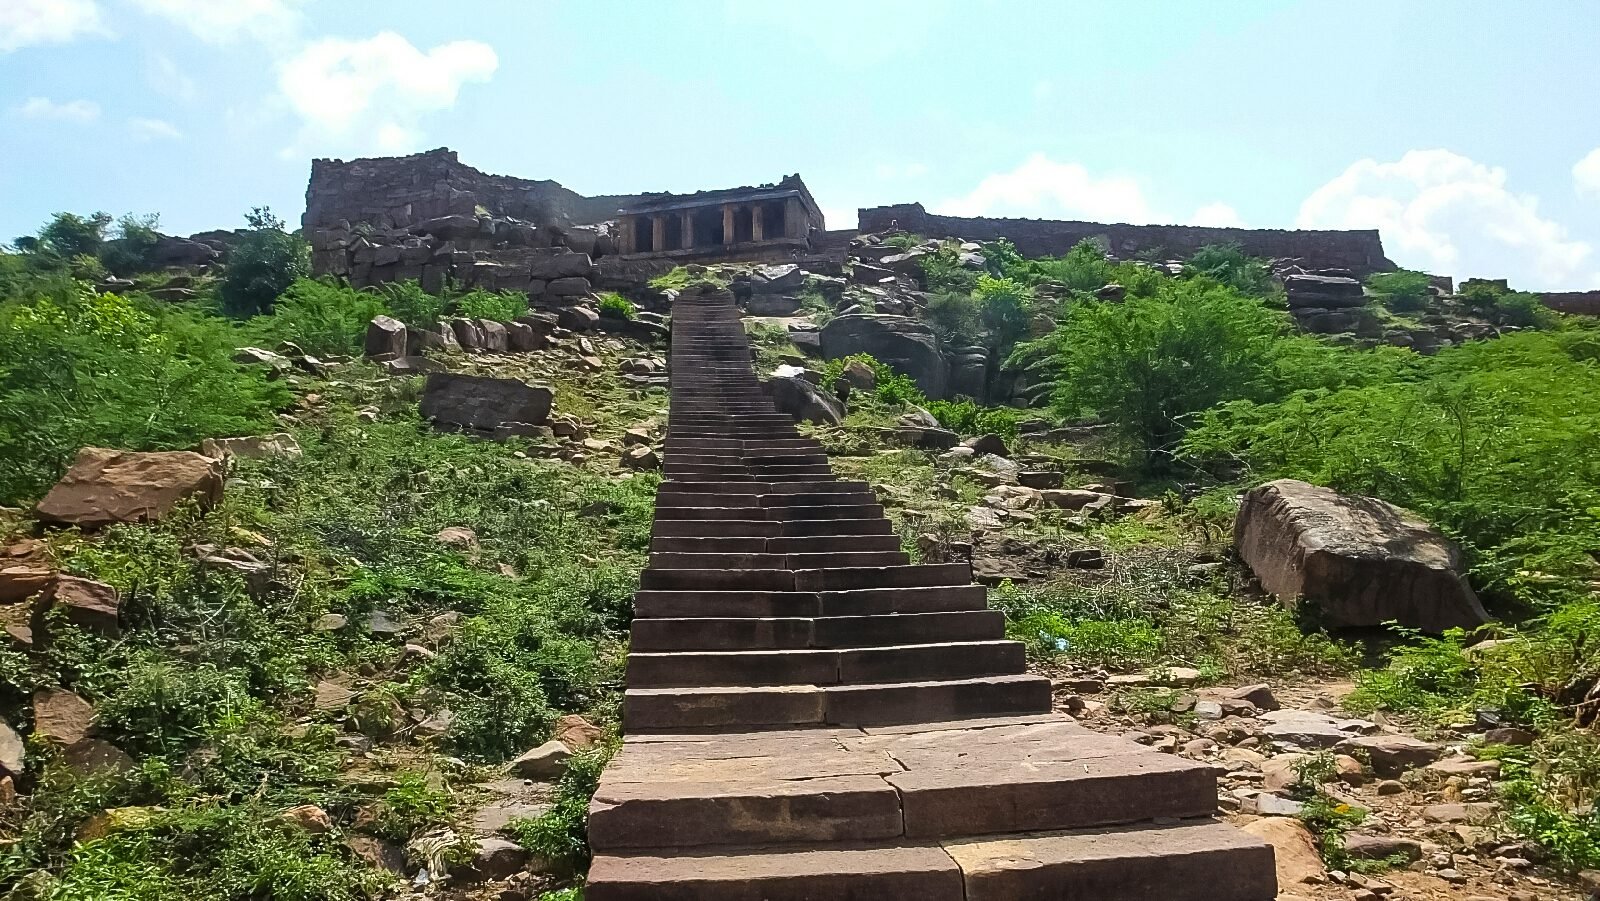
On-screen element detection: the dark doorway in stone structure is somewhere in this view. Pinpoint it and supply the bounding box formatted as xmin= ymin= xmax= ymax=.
xmin=761 ymin=202 xmax=786 ymax=239
xmin=692 ymin=207 xmax=724 ymax=246
xmin=664 ymin=214 xmax=683 ymax=251
xmin=732 ymin=206 xmax=754 ymax=244
xmin=633 ymin=217 xmax=653 ymax=253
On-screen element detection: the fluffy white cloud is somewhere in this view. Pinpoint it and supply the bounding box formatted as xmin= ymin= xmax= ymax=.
xmin=0 ymin=0 xmax=107 ymax=53
xmin=1298 ymin=149 xmax=1593 ymax=290
xmin=129 ymin=117 xmax=181 ymax=140
xmin=147 ymin=52 xmax=197 ymax=102
xmin=941 ymin=154 xmax=1155 ymax=223
xmin=1189 ymin=202 xmax=1247 ymax=228
xmin=939 ymin=153 xmax=1242 ymax=230
xmin=1575 ymin=148 xmax=1600 ymax=199
xmin=14 ymin=96 xmax=101 ymax=122
xmin=277 ymin=31 xmax=498 ymax=156
xmin=128 ymin=0 xmax=300 ymax=45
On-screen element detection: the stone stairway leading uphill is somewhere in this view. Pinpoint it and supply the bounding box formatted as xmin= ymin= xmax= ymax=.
xmin=584 ymin=287 xmax=1279 ymax=900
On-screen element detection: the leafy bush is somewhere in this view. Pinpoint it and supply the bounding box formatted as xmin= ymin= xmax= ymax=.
xmin=1031 ymin=238 xmax=1114 ymax=292
xmin=376 ymin=279 xmax=446 ymax=326
xmin=924 ymin=291 xmax=980 ymax=343
xmin=508 ymin=745 xmax=612 ymax=877
xmin=34 ymin=211 xmax=112 ymax=260
xmin=251 ymin=278 xmax=385 ymax=356
xmin=974 ymin=275 xmax=1034 ymax=354
xmin=1184 ymin=330 xmax=1600 ymax=607
xmin=925 ymin=398 xmax=1022 ymax=438
xmin=221 ymin=208 xmax=309 ymax=317
xmin=597 ymin=292 xmax=636 ymax=320
xmin=1018 ymin=279 xmax=1358 ymax=466
xmin=100 ymin=213 xmax=164 ymax=277
xmin=452 ymin=288 xmax=527 ymax=322
xmin=1495 ymin=291 xmax=1557 ymax=328
xmin=1186 ymin=243 xmax=1273 ymax=296
xmin=1366 ymin=269 xmax=1433 ymax=313
xmin=0 ymin=288 xmax=288 ymax=504
xmin=918 ymin=242 xmax=979 ymax=294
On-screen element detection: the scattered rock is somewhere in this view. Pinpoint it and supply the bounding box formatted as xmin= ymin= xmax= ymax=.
xmin=35 ymin=448 xmax=224 ymax=529
xmin=1241 ymin=816 xmax=1327 ymax=886
xmin=962 ymin=434 xmax=1009 ymax=457
xmin=62 ymin=738 xmax=134 ymax=776
xmin=0 ymin=719 xmax=24 ymax=775
xmin=1235 ymin=479 xmax=1491 ymax=632
xmin=552 ymin=714 xmax=602 ymax=750
xmin=1341 ymin=832 xmax=1423 ymax=862
xmin=465 ymin=837 xmax=529 ymax=881
xmin=313 ymin=681 xmax=355 ymax=713
xmin=1257 ymin=709 xmax=1375 ymax=748
xmin=315 ymin=613 xmax=348 ymax=632
xmin=434 ymin=526 xmax=479 ymax=551
xmin=279 ymin=804 xmax=333 ymax=833
xmin=419 ymin=373 xmax=553 ymax=435
xmin=764 ymin=375 xmax=843 ymax=426
xmin=1338 ymin=733 xmax=1443 ymax=776
xmin=1484 ymin=726 xmax=1536 ymax=746
xmin=364 ymin=316 xmax=408 ymax=358
xmin=622 ymin=445 xmax=660 ymax=471
xmin=348 ymin=835 xmax=408 ymax=875
xmin=509 ymin=740 xmax=571 ymax=780
xmin=1229 ymin=684 xmax=1280 ymax=711
xmin=0 ymin=565 xmax=55 ymax=603
xmin=200 ymin=433 xmax=302 ymax=461
xmin=1422 ymin=802 xmax=1499 ymax=824
xmin=36 ymin=576 xmax=121 ymax=637
xmin=32 ymin=688 xmax=95 ymax=746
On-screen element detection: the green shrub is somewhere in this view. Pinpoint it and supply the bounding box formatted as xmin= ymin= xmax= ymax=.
xmin=1186 ymin=243 xmax=1273 ymax=296
xmin=100 ymin=213 xmax=164 ymax=277
xmin=34 ymin=211 xmax=112 ymax=261
xmin=924 ymin=291 xmax=980 ymax=343
xmin=918 ymin=243 xmax=979 ymax=294
xmin=925 ymin=399 xmax=1021 ymax=438
xmin=377 ymin=279 xmax=447 ymax=326
xmin=0 ymin=288 xmax=288 ymax=504
xmin=974 ymin=275 xmax=1034 ymax=354
xmin=597 ymin=292 xmax=636 ymax=320
xmin=1366 ymin=269 xmax=1433 ymax=313
xmin=251 ymin=278 xmax=386 ymax=356
xmin=221 ymin=208 xmax=310 ymax=317
xmin=1031 ymin=239 xmax=1114 ymax=292
xmin=452 ymin=288 xmax=527 ymax=322
xmin=1495 ymin=291 xmax=1557 ymax=328
xmin=508 ymin=745 xmax=612 ymax=877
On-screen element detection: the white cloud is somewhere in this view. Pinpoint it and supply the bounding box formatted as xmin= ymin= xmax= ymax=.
xmin=940 ymin=154 xmax=1156 ymax=223
xmin=14 ymin=96 xmax=101 ymax=122
xmin=873 ymin=161 xmax=931 ymax=180
xmin=1189 ymin=202 xmax=1247 ymax=228
xmin=128 ymin=0 xmax=300 ymax=45
xmin=1575 ymin=148 xmax=1600 ymax=199
xmin=277 ymin=31 xmax=498 ymax=156
xmin=1298 ymin=149 xmax=1593 ymax=290
xmin=129 ymin=117 xmax=182 ymax=140
xmin=0 ymin=0 xmax=108 ymax=53
xmin=147 ymin=52 xmax=197 ymax=102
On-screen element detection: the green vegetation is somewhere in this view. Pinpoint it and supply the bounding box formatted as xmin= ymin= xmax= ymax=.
xmin=1366 ymin=269 xmax=1433 ymax=313
xmin=0 ymin=286 xmax=289 ymax=504
xmin=597 ymin=292 xmax=636 ymax=320
xmin=249 ymin=277 xmax=386 ymax=356
xmin=221 ymin=208 xmax=310 ymax=317
xmin=452 ymin=287 xmax=528 ymax=322
xmin=507 ymin=746 xmax=613 ymax=877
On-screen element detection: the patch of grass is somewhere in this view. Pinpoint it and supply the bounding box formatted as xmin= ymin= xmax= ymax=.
xmin=508 ymin=745 xmax=613 ymax=879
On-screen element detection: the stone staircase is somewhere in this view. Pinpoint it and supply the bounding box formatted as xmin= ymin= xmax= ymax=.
xmin=585 ymin=288 xmax=1278 ymax=900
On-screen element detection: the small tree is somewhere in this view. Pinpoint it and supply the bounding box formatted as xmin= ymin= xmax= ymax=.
xmin=35 ymin=211 xmax=112 ymax=260
xmin=1367 ymin=269 xmax=1433 ymax=313
xmin=221 ymin=206 xmax=309 ymax=316
xmin=100 ymin=213 xmax=164 ymax=276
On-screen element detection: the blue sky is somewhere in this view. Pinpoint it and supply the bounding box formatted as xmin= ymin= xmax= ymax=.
xmin=3 ymin=0 xmax=1598 ymax=288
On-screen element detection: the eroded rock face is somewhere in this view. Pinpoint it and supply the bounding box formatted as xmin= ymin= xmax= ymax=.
xmin=419 ymin=373 xmax=553 ymax=435
xmin=764 ymin=376 xmax=843 ymax=426
xmin=1235 ymin=479 xmax=1490 ymax=633
xmin=819 ymin=314 xmax=948 ymax=399
xmin=35 ymin=448 xmax=224 ymax=529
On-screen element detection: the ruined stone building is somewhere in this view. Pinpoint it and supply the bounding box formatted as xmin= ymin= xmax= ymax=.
xmin=613 ymin=175 xmax=825 ymax=260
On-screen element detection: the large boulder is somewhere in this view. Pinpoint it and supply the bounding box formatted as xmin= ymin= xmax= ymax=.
xmin=819 ymin=314 xmax=948 ymax=399
xmin=364 ymin=316 xmax=408 ymax=358
xmin=36 ymin=449 xmax=224 ymax=529
xmin=1235 ymin=479 xmax=1490 ymax=632
xmin=419 ymin=373 xmax=553 ymax=435
xmin=764 ymin=376 xmax=843 ymax=426
xmin=528 ymin=249 xmax=594 ymax=281
xmin=1284 ymin=274 xmax=1366 ymax=309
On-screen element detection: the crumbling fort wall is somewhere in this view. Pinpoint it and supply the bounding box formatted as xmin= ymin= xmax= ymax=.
xmin=1539 ymin=291 xmax=1600 ymax=316
xmin=858 ymin=202 xmax=1396 ymax=276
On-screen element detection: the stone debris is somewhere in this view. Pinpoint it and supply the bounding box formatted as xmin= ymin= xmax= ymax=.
xmin=35 ymin=448 xmax=224 ymax=529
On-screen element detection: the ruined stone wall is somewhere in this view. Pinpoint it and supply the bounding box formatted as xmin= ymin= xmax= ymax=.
xmin=1540 ymin=291 xmax=1600 ymax=316
xmin=857 ymin=202 xmax=1396 ymax=276
xmin=303 ymin=148 xmax=637 ymax=234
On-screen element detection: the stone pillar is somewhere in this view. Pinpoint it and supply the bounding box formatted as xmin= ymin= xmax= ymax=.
xmin=618 ymin=216 xmax=634 ymax=254
xmin=751 ymin=205 xmax=764 ymax=242
xmin=785 ymin=197 xmax=807 ymax=239
xmin=722 ymin=204 xmax=736 ymax=245
xmin=651 ymin=216 xmax=667 ymax=253
xmin=681 ymin=210 xmax=694 ymax=249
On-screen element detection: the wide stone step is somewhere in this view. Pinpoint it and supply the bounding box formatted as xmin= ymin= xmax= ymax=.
xmin=623 ymin=674 xmax=1052 ymax=729
xmin=648 ymin=535 xmax=904 ymax=554
xmin=646 ymin=551 xmax=910 ymax=571
xmin=626 ymin=640 xmax=1025 ymax=688
xmin=629 ymin=610 xmax=1005 ymax=651
xmin=586 ymin=821 xmax=1275 ymax=901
